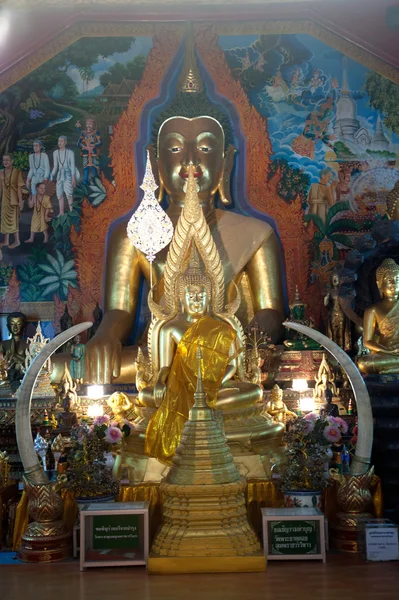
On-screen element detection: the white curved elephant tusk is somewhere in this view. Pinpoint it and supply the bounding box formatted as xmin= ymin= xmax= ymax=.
xmin=283 ymin=321 xmax=373 ymax=476
xmin=16 ymin=322 xmax=92 ymax=485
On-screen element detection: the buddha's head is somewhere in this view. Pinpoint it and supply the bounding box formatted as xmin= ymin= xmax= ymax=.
xmin=271 ymin=384 xmax=284 ymax=407
xmin=376 ymin=258 xmax=399 ymax=300
xmin=62 ymin=395 xmax=72 ymax=412
xmin=179 ymin=245 xmax=211 ymax=317
xmin=6 ymin=312 xmax=27 ymax=338
xmin=151 ymin=92 xmax=235 ymax=207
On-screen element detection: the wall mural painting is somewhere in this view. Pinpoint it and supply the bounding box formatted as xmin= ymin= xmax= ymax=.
xmin=0 ymin=26 xmax=399 ymax=336
xmin=220 ymin=33 xmax=399 ymax=315
xmin=0 ymin=35 xmax=153 ymax=335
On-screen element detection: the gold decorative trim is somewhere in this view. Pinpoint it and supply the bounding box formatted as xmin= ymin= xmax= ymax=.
xmin=0 ymin=22 xmax=185 ymax=93
xmin=213 ymin=20 xmax=399 ymax=85
xmin=0 ymin=18 xmax=398 ymax=94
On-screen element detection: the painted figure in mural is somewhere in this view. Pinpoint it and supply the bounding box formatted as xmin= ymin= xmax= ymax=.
xmin=324 ymin=270 xmax=352 ymax=351
xmin=76 ymin=118 xmax=103 ymax=184
xmin=0 ymin=312 xmax=27 ymax=386
xmin=26 ymin=140 xmax=50 ymax=201
xmin=25 ymin=181 xmax=52 ymax=244
xmin=335 ymin=166 xmax=352 ymax=203
xmin=0 ymin=154 xmax=24 ymax=249
xmin=291 ymin=92 xmax=336 ymax=159
xmin=265 ymin=69 xmax=289 ymax=102
xmin=50 ymin=136 xmax=77 ymax=216
xmin=69 ymin=335 xmax=85 ymax=384
xmin=358 ymin=259 xmax=399 ymax=374
xmin=307 ymin=168 xmax=337 ymax=224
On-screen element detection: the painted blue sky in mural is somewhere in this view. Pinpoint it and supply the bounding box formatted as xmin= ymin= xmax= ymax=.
xmin=220 ymin=34 xmax=399 ymax=185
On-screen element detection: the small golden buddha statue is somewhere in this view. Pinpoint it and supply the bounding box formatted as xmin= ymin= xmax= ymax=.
xmin=314 ymin=353 xmax=338 ymax=399
xmin=324 ymin=270 xmax=351 ymax=351
xmin=57 ymin=396 xmax=78 ymax=435
xmin=78 ymin=40 xmax=286 ymax=386
xmin=25 ymin=322 xmax=55 ymax=398
xmin=265 ymin=384 xmax=296 ymax=425
xmin=0 ymin=311 xmax=27 ymax=387
xmin=107 ymin=391 xmax=133 ymax=425
xmin=132 ymin=168 xmax=284 ymax=472
xmin=56 ymin=363 xmax=78 ymax=407
xmin=358 ymin=258 xmax=399 ymax=374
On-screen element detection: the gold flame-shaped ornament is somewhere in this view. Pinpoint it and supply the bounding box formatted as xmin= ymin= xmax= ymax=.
xmin=127 ymin=151 xmax=174 ymax=264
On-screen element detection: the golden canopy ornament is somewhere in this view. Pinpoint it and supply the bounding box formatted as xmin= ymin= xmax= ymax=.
xmin=148 ymin=165 xmax=239 ymax=321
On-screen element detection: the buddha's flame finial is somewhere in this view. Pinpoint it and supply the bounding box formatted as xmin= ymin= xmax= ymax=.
xmin=178 ymin=23 xmax=204 ymax=94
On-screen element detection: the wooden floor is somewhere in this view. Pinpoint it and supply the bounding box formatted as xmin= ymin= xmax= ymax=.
xmin=2 ymin=555 xmax=399 ymax=600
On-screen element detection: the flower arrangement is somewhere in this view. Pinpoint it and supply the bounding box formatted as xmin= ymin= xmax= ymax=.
xmin=66 ymin=416 xmax=134 ymax=499
xmin=278 ymin=413 xmax=348 ymax=494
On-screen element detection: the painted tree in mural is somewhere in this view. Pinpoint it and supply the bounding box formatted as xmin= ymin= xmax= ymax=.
xmin=0 ymin=37 xmax=134 ymax=154
xmin=99 ymin=55 xmax=147 ymax=87
xmin=304 ymin=201 xmax=357 ymax=261
xmin=268 ymin=158 xmax=311 ymax=205
xmin=365 ymin=72 xmax=399 ymax=134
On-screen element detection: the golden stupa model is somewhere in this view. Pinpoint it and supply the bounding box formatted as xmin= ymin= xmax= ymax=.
xmin=148 ymin=345 xmax=266 ymax=574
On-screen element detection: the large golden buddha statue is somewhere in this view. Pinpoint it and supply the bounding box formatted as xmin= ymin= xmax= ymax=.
xmin=358 ymin=258 xmax=399 ymax=374
xmin=83 ymin=46 xmax=285 ymax=385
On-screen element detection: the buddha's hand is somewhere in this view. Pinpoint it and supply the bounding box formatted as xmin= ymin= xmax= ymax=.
xmin=153 ymin=381 xmax=166 ymax=407
xmin=85 ymin=335 xmax=122 ymax=384
xmin=153 ymin=366 xmax=169 ymax=407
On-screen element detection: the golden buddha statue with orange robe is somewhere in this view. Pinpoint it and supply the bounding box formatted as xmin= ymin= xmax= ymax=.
xmin=116 ymin=166 xmax=284 ymax=481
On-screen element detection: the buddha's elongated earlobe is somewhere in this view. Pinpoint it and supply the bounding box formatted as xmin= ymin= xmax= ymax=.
xmin=157 ymin=180 xmax=165 ymax=203
xmin=218 ymin=145 xmax=236 ymax=206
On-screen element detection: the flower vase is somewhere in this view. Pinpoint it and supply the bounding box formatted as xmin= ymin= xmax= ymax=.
xmin=324 ymin=446 xmax=333 ymax=479
xmin=104 ymin=451 xmax=115 ymax=471
xmin=284 ymin=490 xmax=322 ymax=509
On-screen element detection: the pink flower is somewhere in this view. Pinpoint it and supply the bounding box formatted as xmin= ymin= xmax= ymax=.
xmin=105 ymin=426 xmax=123 ymax=444
xmin=323 ymin=424 xmax=341 ymax=443
xmin=93 ymin=415 xmax=110 ymax=426
xmin=334 ymin=417 xmax=348 ymax=434
xmin=111 ymin=421 xmax=119 ymax=428
xmin=123 ymin=419 xmax=135 ymax=430
xmin=303 ymin=419 xmax=315 ymax=434
xmin=304 ymin=412 xmax=317 ymax=421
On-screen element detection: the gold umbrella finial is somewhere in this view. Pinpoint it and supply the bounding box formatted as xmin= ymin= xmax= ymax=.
xmin=178 ymin=23 xmax=204 ymax=94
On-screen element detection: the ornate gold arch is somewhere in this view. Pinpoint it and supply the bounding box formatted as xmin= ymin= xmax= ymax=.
xmin=0 ymin=18 xmax=398 ymax=94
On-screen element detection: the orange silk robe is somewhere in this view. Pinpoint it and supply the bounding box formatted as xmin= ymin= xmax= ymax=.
xmin=144 ymin=314 xmax=236 ymax=464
